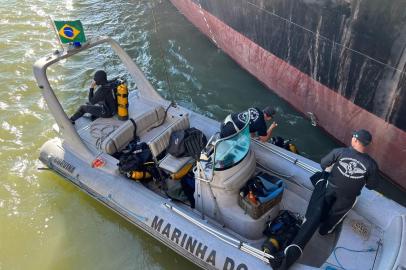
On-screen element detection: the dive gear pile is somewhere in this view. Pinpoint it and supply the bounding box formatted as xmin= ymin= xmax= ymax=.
xmin=117 ymin=141 xmax=157 ymax=180
xmin=239 ymin=172 xmax=284 ymax=219
xmin=262 ymin=210 xmax=303 ymax=269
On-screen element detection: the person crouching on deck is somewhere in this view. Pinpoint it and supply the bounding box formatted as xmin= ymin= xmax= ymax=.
xmin=70 ymin=70 xmax=117 ymax=124
xmin=220 ymin=106 xmax=278 ymax=142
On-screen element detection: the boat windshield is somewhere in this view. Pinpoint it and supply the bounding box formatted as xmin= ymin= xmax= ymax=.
xmin=213 ymin=117 xmax=250 ymax=170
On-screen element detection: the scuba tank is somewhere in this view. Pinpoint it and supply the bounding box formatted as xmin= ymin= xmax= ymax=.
xmin=262 ymin=237 xmax=280 ymax=254
xmin=130 ymin=170 xmax=152 ymax=180
xmin=170 ymin=162 xmax=194 ymax=180
xmin=288 ymin=143 xmax=298 ymax=154
xmin=270 ymin=136 xmax=299 ymax=154
xmin=116 ymin=81 xmax=129 ymax=120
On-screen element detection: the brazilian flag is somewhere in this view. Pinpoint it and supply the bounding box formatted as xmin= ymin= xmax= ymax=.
xmin=54 ymin=20 xmax=86 ymax=44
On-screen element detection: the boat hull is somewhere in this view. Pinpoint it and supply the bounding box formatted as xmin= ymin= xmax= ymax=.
xmin=33 ymin=34 xmax=406 ymax=270
xmin=169 ymin=0 xmax=406 ymax=189
xmin=40 ymin=134 xmax=406 ymax=270
xmin=39 ymin=138 xmax=270 ymax=270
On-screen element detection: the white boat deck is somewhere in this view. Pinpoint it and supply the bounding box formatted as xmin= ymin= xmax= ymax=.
xmin=71 ymin=92 xmax=385 ymax=269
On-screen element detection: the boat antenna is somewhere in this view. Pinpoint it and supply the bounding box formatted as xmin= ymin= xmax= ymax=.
xmin=150 ymin=1 xmax=176 ymax=105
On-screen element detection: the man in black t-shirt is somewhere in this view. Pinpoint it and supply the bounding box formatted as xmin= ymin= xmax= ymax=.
xmin=318 ymin=129 xmax=380 ymax=234
xmin=220 ymin=106 xmax=278 ymax=142
xmin=281 ymin=129 xmax=380 ymax=269
xmin=70 ymin=70 xmax=117 ymax=123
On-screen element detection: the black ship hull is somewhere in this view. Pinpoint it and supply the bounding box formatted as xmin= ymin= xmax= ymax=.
xmin=170 ymin=0 xmax=406 ymax=188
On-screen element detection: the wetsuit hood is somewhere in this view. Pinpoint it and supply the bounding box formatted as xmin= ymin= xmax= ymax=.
xmin=94 ymin=70 xmax=108 ymax=85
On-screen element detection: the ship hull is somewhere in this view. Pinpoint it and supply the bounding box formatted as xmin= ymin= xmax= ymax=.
xmin=170 ymin=0 xmax=406 ymax=188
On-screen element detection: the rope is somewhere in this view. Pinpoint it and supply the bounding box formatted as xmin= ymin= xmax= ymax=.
xmin=147 ymin=101 xmax=174 ymax=131
xmin=371 ymin=240 xmax=382 ymax=270
xmin=245 ymin=1 xmax=405 ymax=75
xmin=332 ymin=245 xmax=377 ymax=270
xmin=90 ymin=121 xmax=121 ymax=150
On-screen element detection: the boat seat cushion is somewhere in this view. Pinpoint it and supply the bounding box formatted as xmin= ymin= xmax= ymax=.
xmin=159 ymin=154 xmax=193 ymax=174
xmin=148 ymin=114 xmax=190 ymax=158
xmin=101 ymin=105 xmax=165 ymax=154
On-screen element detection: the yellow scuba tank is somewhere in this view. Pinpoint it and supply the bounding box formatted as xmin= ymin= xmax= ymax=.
xmin=170 ymin=162 xmax=193 ymax=180
xmin=130 ymin=170 xmax=151 ymax=180
xmin=263 ymin=238 xmax=280 ymax=254
xmin=116 ymin=83 xmax=128 ymax=120
xmin=288 ymin=143 xmax=298 ymax=154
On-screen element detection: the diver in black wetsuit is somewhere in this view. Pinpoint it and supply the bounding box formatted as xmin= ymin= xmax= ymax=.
xmin=220 ymin=106 xmax=278 ymax=142
xmin=70 ymin=70 xmax=117 ymax=123
xmin=278 ymin=129 xmax=380 ymax=270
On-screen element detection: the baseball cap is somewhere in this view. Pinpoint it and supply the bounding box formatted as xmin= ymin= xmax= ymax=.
xmin=263 ymin=106 xmax=276 ymax=117
xmin=352 ymin=129 xmax=372 ymax=146
xmin=94 ymin=70 xmax=107 ymax=85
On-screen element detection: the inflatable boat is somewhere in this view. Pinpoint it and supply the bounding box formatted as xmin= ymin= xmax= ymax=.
xmin=33 ymin=36 xmax=406 ymax=270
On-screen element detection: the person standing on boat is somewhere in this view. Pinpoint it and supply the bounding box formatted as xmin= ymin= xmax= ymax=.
xmin=280 ymin=129 xmax=380 ymax=270
xmin=70 ymin=70 xmax=117 ymax=123
xmin=220 ymin=106 xmax=278 ymax=142
xmin=317 ymin=129 xmax=380 ymax=234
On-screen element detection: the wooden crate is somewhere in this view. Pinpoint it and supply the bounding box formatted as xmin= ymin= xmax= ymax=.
xmin=238 ymin=192 xmax=283 ymax=220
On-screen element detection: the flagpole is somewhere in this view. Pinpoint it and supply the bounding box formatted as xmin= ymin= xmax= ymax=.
xmin=48 ymin=16 xmax=64 ymax=52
